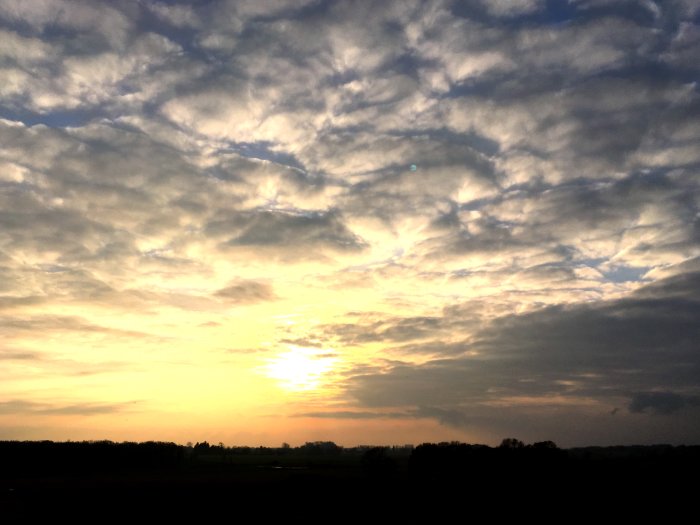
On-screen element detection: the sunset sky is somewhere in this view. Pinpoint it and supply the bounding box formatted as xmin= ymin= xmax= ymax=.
xmin=1 ymin=0 xmax=699 ymax=447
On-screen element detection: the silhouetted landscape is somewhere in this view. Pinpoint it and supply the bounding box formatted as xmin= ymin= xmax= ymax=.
xmin=2 ymin=439 xmax=698 ymax=519
xmin=3 ymin=6 xmax=700 ymax=518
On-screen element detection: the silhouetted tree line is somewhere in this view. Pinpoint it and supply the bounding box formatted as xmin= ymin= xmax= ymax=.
xmin=0 ymin=440 xmax=184 ymax=475
xmin=408 ymin=438 xmax=567 ymax=484
xmin=2 ymin=438 xmax=698 ymax=479
xmin=2 ymin=438 xmax=698 ymax=523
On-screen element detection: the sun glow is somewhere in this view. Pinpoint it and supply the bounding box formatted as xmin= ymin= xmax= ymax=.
xmin=265 ymin=346 xmax=337 ymax=392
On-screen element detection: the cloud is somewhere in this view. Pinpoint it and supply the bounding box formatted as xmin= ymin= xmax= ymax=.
xmin=322 ymin=315 xmax=445 ymax=345
xmin=214 ymin=209 xmax=366 ymax=252
xmin=628 ymin=391 xmax=700 ymax=415
xmin=0 ymin=0 xmax=131 ymax=47
xmin=215 ymin=280 xmax=277 ymax=303
xmin=0 ymin=295 xmax=45 ymax=310
xmin=0 ymin=399 xmax=135 ymax=416
xmin=225 ymin=347 xmax=271 ymax=355
xmin=0 ymin=350 xmax=40 ymax=360
xmin=145 ymin=1 xmax=200 ymax=28
xmin=292 ymin=410 xmax=413 ymax=420
xmin=413 ymin=406 xmax=472 ymax=428
xmin=340 ymin=268 xmax=700 ymax=440
xmin=0 ymin=314 xmax=156 ymax=339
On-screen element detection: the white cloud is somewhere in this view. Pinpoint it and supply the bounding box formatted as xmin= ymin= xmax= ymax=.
xmin=0 ymin=0 xmax=131 ymax=48
xmin=484 ymin=0 xmax=544 ymax=16
xmin=145 ymin=1 xmax=200 ymax=28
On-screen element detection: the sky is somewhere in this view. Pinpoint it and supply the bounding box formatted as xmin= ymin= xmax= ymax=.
xmin=1 ymin=0 xmax=699 ymax=447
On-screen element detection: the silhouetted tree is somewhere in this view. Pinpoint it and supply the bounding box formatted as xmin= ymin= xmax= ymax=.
xmin=532 ymin=440 xmax=558 ymax=450
xmin=300 ymin=441 xmax=341 ymax=455
xmin=499 ymin=438 xmax=525 ymax=449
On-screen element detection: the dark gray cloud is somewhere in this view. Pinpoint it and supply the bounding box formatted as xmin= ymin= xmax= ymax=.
xmin=322 ymin=315 xmax=444 ymax=345
xmin=340 ymin=268 xmax=700 ymax=442
xmin=292 ymin=410 xmax=413 ymax=420
xmin=413 ymin=406 xmax=472 ymax=428
xmin=229 ymin=212 xmax=362 ymax=249
xmin=221 ymin=210 xmax=366 ymax=251
xmin=628 ymin=391 xmax=700 ymax=415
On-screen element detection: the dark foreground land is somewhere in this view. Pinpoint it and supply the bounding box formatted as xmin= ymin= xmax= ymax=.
xmin=2 ymin=439 xmax=698 ymax=520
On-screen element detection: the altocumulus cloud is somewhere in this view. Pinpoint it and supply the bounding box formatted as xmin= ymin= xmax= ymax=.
xmin=0 ymin=0 xmax=698 ymax=445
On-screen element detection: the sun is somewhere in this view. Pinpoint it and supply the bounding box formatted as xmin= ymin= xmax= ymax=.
xmin=265 ymin=346 xmax=336 ymax=392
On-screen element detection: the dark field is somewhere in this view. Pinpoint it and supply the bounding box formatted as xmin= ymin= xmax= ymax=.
xmin=2 ymin=440 xmax=698 ymax=520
